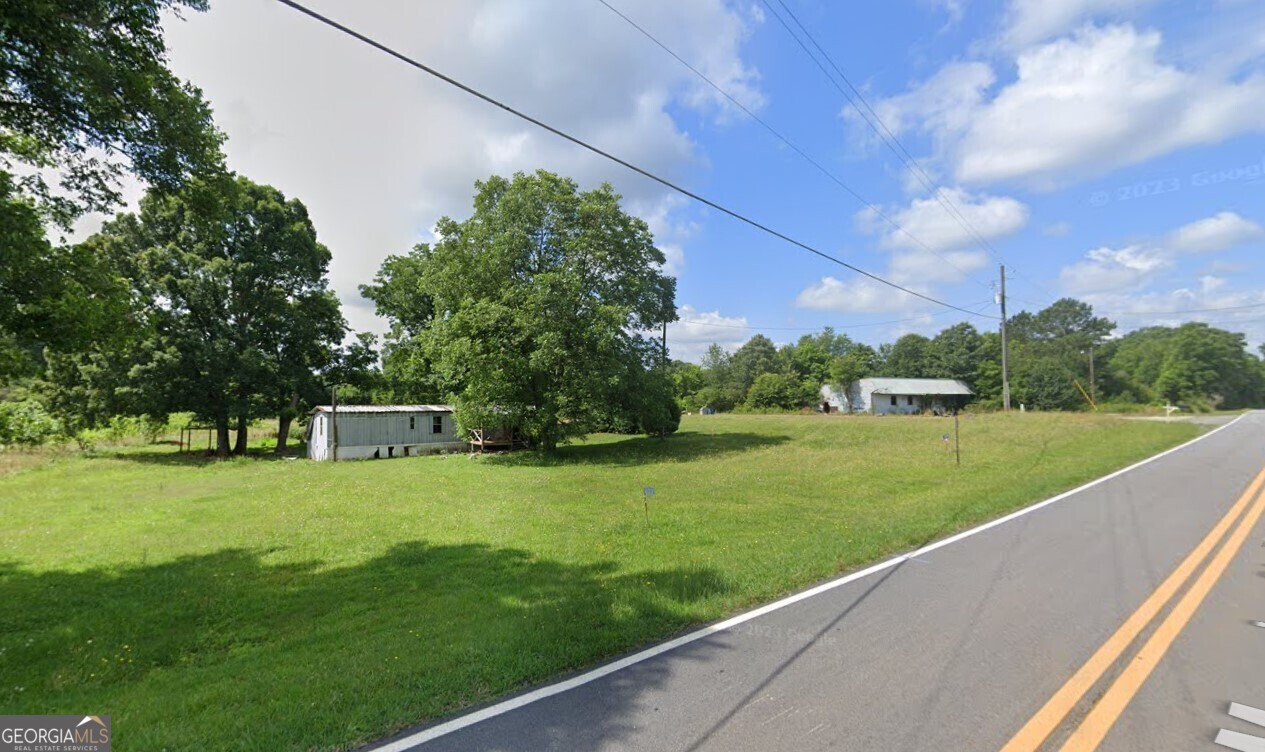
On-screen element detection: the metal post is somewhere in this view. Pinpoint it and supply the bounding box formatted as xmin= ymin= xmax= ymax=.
xmin=1088 ymin=345 xmax=1096 ymax=403
xmin=1000 ymin=265 xmax=1011 ymax=412
xmin=954 ymin=410 xmax=961 ymax=467
xmin=331 ymin=385 xmax=339 ymax=463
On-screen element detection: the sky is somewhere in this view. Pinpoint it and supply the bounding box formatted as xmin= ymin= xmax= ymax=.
xmin=112 ymin=0 xmax=1265 ymax=361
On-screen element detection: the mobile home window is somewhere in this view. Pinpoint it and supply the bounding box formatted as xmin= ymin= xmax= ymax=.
xmin=432 ymin=415 xmax=444 ymax=434
xmin=409 ymin=416 xmax=416 ymax=430
xmin=890 ymin=396 xmax=897 ymax=406
xmin=907 ymin=396 xmax=914 ymax=406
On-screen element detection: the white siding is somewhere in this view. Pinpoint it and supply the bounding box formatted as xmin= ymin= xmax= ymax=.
xmin=306 ymin=408 xmax=465 ymax=461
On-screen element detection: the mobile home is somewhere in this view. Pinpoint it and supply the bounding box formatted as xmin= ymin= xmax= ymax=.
xmin=305 ymin=405 xmax=466 ymax=460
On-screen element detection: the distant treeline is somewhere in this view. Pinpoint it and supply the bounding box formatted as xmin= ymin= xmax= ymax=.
xmin=669 ymin=299 xmax=1265 ymax=413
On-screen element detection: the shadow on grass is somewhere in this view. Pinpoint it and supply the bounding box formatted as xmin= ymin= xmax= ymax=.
xmin=86 ymin=443 xmax=307 ymax=467
xmin=488 ymin=430 xmax=791 ymax=467
xmin=0 ymin=542 xmax=731 ymax=751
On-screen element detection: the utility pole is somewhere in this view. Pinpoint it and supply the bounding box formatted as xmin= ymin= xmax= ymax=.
xmin=331 ymin=384 xmax=339 ymax=462
xmin=1000 ymin=265 xmax=1011 ymax=411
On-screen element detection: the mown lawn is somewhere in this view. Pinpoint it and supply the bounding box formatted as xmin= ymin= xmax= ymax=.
xmin=0 ymin=413 xmax=1204 ymax=750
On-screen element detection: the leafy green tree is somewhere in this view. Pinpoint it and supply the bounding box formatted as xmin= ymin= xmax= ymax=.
xmin=1 ymin=0 xmax=223 ymax=222
xmin=0 ymin=1 xmax=224 ymax=380
xmin=1015 ymin=357 xmax=1079 ymax=410
xmin=744 ymin=372 xmax=813 ymax=411
xmin=881 ymin=333 xmax=934 ymax=377
xmin=1031 ymin=298 xmax=1114 ymax=346
xmin=929 ymin=322 xmax=982 ymax=383
xmin=67 ymin=177 xmax=348 ymax=456
xmin=827 ymin=346 xmax=876 ymax=410
xmin=668 ymin=361 xmax=705 ymax=409
xmin=359 ymin=249 xmax=436 ymax=402
xmin=782 ymin=328 xmax=856 ymax=385
xmin=377 ymin=171 xmax=676 ymax=451
xmin=1153 ymin=324 xmax=1262 ymax=408
xmin=0 ymin=174 xmax=138 ymax=379
xmin=730 ymin=334 xmax=779 ymax=395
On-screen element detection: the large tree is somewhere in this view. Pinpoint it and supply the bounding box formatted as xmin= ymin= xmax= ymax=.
xmin=68 ymin=176 xmax=348 ymax=456
xmin=372 ymin=170 xmax=677 ymax=450
xmin=1 ymin=0 xmax=222 ymax=220
xmin=881 ymin=333 xmax=934 ymax=378
xmin=1 ymin=0 xmax=223 ymax=378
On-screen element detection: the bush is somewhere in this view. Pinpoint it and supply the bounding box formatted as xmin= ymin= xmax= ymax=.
xmin=0 ymin=400 xmax=62 ymax=446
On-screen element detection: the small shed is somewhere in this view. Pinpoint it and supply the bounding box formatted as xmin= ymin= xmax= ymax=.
xmin=305 ymin=405 xmax=466 ymax=461
xmin=821 ymin=378 xmax=973 ymax=415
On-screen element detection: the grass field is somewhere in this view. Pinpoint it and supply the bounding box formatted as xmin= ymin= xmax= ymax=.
xmin=0 ymin=412 xmax=1205 ymax=751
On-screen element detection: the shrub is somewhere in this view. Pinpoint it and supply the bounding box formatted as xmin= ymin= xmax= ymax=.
xmin=0 ymin=400 xmax=62 ymax=446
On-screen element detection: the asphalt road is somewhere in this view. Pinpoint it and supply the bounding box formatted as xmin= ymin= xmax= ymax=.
xmin=368 ymin=412 xmax=1265 ymax=752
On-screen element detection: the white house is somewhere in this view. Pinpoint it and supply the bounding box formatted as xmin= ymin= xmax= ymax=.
xmin=305 ymin=405 xmax=467 ymax=461
xmin=820 ymin=378 xmax=973 ymax=415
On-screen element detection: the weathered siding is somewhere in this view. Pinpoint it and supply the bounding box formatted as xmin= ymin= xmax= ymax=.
xmin=307 ymin=408 xmax=464 ymax=461
xmin=334 ymin=412 xmax=457 ymax=447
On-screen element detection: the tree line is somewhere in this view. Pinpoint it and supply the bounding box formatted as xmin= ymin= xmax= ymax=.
xmin=670 ymin=298 xmax=1265 ymax=414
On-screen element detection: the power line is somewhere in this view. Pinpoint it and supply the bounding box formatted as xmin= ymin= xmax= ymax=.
xmin=272 ymin=0 xmax=998 ymax=321
xmin=595 ymin=0 xmax=993 ymax=292
xmin=761 ymin=0 xmax=1056 ymax=305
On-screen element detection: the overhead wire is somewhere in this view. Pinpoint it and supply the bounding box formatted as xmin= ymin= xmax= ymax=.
xmin=595 ymin=0 xmax=994 ymax=292
xmin=272 ymin=0 xmax=999 ymax=320
xmin=760 ymin=0 xmax=1057 ymax=305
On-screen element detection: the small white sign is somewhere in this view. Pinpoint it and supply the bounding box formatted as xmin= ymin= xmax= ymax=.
xmin=643 ymin=486 xmax=655 ymax=496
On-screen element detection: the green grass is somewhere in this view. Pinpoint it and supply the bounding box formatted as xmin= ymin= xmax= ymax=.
xmin=0 ymin=413 xmax=1203 ymax=750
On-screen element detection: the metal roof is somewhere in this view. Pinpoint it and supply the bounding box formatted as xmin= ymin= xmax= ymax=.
xmin=310 ymin=404 xmax=453 ymax=414
xmin=860 ymin=378 xmax=973 ymax=396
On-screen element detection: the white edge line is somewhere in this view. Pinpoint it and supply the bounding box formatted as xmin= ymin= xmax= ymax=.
xmin=1216 ymin=729 xmax=1265 ymax=752
xmin=371 ymin=412 xmax=1251 ymax=751
xmin=1231 ymin=702 xmax=1265 ymax=729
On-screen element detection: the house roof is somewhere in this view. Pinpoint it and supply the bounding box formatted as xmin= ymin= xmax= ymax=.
xmin=859 ymin=378 xmax=973 ymax=396
xmin=310 ymin=404 xmax=453 ymax=414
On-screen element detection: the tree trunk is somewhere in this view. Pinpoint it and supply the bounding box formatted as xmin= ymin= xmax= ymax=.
xmin=276 ymin=415 xmax=293 ymax=454
xmin=215 ymin=418 xmax=230 ymax=458
xmin=275 ymin=394 xmax=301 ymax=454
xmin=233 ymin=415 xmax=248 ymax=456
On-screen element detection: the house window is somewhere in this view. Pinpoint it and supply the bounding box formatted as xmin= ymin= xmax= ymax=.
xmin=409 ymin=416 xmax=416 ymax=430
xmin=890 ymin=396 xmax=897 ymax=406
xmin=907 ymin=396 xmax=915 ymax=406
xmin=432 ymin=415 xmax=444 ymax=434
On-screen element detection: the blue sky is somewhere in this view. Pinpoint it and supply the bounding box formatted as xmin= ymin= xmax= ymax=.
xmin=134 ymin=0 xmax=1265 ymax=361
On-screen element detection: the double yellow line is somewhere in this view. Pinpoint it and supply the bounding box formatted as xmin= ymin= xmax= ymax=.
xmin=1001 ymin=464 xmax=1265 ymax=752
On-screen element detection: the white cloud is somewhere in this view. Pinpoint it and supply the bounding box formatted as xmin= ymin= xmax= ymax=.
xmin=870 ymin=25 xmax=1265 ymax=189
xmin=1000 ymin=0 xmax=1165 ymax=49
xmin=863 ymin=62 xmax=995 ymax=149
xmin=794 ymin=276 xmax=933 ymax=315
xmin=1168 ymin=211 xmax=1264 ymax=253
xmin=1085 ymin=285 xmax=1265 ymax=349
xmin=870 ymin=187 xmax=1029 ymax=255
xmin=667 ymin=305 xmax=750 ymax=361
xmin=1059 ymin=245 xmax=1172 ymax=294
xmin=957 ymin=26 xmax=1265 ymax=187
xmin=157 ymin=0 xmax=762 ymax=334
xmin=1060 ymin=210 xmax=1265 ymax=296
xmin=888 ymin=249 xmax=991 ymax=286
